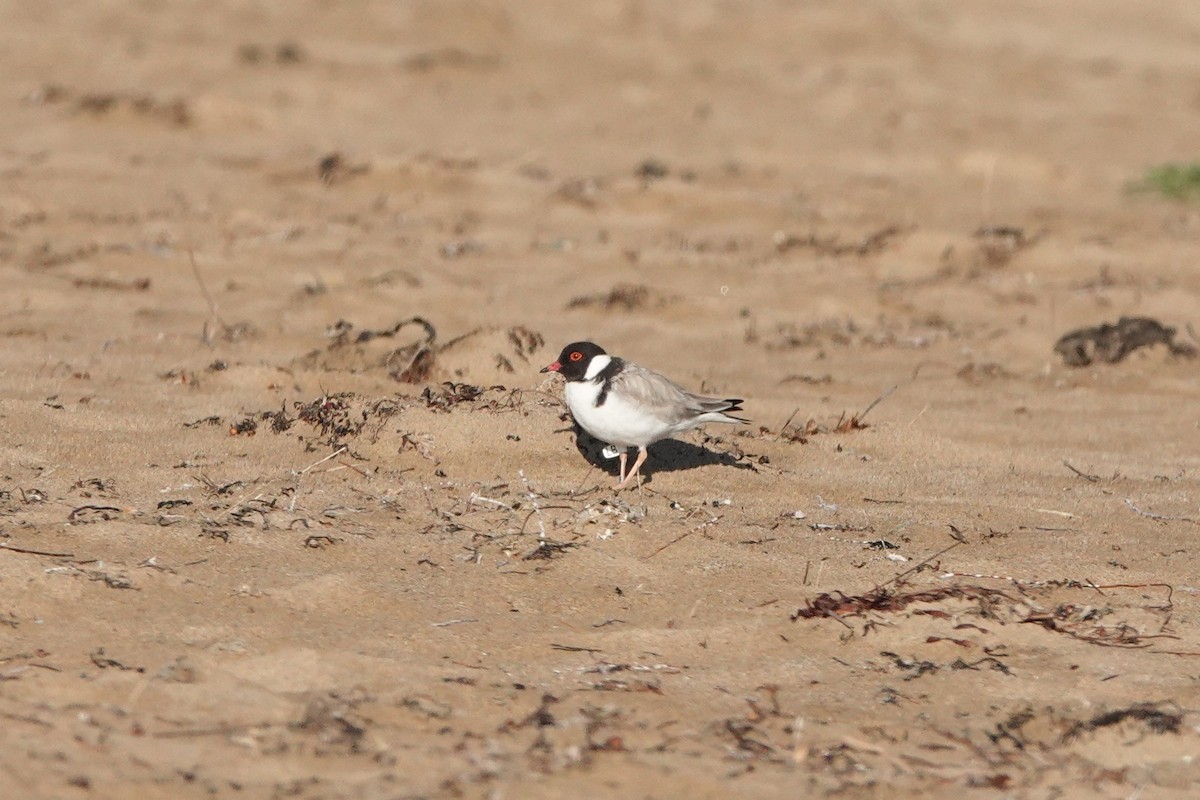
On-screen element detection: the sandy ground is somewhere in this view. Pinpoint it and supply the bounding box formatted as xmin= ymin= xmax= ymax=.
xmin=2 ymin=2 xmax=1200 ymax=798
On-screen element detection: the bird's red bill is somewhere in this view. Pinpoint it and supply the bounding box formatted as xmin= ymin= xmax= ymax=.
xmin=540 ymin=361 xmax=561 ymax=373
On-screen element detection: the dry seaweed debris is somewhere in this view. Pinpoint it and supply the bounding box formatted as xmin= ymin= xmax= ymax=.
xmin=773 ymin=226 xmax=906 ymax=257
xmin=292 ymin=690 xmax=370 ymax=755
xmin=243 ymin=384 xmax=517 ymax=450
xmin=317 ymin=152 xmax=369 ymax=185
xmin=216 ymin=394 xmax=403 ymax=451
xmin=1062 ymin=702 xmax=1182 ymax=739
xmin=1054 ymin=316 xmax=1197 ymax=367
xmin=1018 ymin=602 xmax=1159 ymax=648
xmin=437 ymin=325 xmax=545 ymax=374
xmin=792 ymin=585 xmax=1013 ymax=621
xmin=770 ymin=412 xmax=867 ymax=444
xmin=323 ymin=316 xmax=438 ymax=382
xmin=289 ymin=395 xmax=402 ymax=448
xmin=566 ymin=284 xmax=673 ymax=312
xmin=313 ymin=318 xmax=545 ymax=382
xmin=769 ymin=385 xmax=892 ymax=443
xmin=421 ymin=382 xmax=505 ymax=411
xmin=794 ymin=579 xmax=1185 ymax=651
xmin=294 ymin=394 xmax=371 ymax=444
xmin=972 ymin=225 xmax=1040 ymax=269
xmin=28 ymin=83 xmax=191 ymax=126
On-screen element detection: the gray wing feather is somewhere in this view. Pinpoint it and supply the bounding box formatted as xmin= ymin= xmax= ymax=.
xmin=610 ymin=364 xmax=741 ymax=424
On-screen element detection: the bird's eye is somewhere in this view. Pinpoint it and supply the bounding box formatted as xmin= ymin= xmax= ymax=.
xmin=569 ymin=351 xmax=583 ymax=361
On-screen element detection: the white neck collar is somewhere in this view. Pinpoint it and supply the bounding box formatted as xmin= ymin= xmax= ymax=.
xmin=584 ymin=354 xmax=612 ymax=380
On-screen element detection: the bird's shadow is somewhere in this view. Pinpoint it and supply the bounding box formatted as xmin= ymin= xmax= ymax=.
xmin=570 ymin=425 xmax=755 ymax=483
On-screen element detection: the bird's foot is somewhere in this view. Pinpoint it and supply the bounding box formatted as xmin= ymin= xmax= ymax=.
xmin=613 ymin=447 xmax=648 ymax=491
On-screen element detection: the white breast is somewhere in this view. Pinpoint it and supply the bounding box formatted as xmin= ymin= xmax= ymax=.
xmin=565 ymin=377 xmax=673 ymax=448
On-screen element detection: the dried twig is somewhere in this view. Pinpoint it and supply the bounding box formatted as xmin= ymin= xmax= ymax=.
xmin=858 ymin=384 xmax=898 ymax=423
xmin=518 ymin=470 xmax=547 ymax=539
xmin=517 ymin=504 xmax=575 ymax=535
xmin=190 ymin=251 xmax=230 ymax=346
xmin=296 ymin=446 xmax=349 ymax=475
xmin=646 ymin=531 xmax=694 ymax=559
xmin=1062 ymin=460 xmax=1100 ymax=482
xmin=154 ymin=722 xmax=264 ymax=739
xmin=468 ymin=493 xmax=514 ymax=511
xmin=0 ymin=543 xmax=74 ymax=558
xmin=878 ymin=541 xmax=961 ymax=591
xmin=550 ymin=643 xmax=602 ymax=654
xmin=1124 ymin=498 xmax=1198 ymax=525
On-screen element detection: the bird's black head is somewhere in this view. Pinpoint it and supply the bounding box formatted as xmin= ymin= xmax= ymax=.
xmin=540 ymin=341 xmax=607 ymax=381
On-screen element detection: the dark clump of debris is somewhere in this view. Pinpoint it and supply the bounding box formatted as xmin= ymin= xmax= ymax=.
xmin=317 ymin=152 xmax=368 ymax=185
xmin=183 ymin=415 xmax=222 ymax=429
xmin=292 ymin=690 xmax=369 ymax=754
xmin=1063 ymin=702 xmax=1182 ymax=740
xmin=973 ymin=225 xmax=1039 ymax=268
xmin=295 ymin=394 xmax=367 ymax=444
xmin=773 ymin=226 xmax=904 ymax=258
xmin=321 ymin=316 xmax=437 ymax=382
xmin=567 ymin=284 xmax=664 ymax=312
xmin=792 ymin=585 xmax=1013 ymax=621
xmin=237 ymin=41 xmax=307 ymax=65
xmin=28 ymin=84 xmax=191 ymax=127
xmin=266 ymin=402 xmax=295 ymax=433
xmin=309 ymin=318 xmax=544 ymax=384
xmin=635 ymin=159 xmax=669 ymax=181
xmin=231 ymin=395 xmax=401 ymax=450
xmin=1054 ymin=316 xmax=1198 ymax=366
xmin=421 ymin=382 xmax=499 ymax=412
xmin=523 ymin=540 xmax=579 ymax=560
xmin=229 ymin=417 xmax=258 ymax=436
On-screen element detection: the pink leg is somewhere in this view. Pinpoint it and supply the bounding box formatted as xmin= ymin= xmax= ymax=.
xmin=616 ymin=447 xmax=648 ymax=489
xmin=617 ymin=450 xmax=627 ymax=485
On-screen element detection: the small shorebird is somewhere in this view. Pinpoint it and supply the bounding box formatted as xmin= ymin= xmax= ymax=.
xmin=541 ymin=341 xmax=747 ymax=489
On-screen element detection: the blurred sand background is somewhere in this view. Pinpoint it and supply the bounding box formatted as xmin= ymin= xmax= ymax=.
xmin=1 ymin=1 xmax=1199 ymax=797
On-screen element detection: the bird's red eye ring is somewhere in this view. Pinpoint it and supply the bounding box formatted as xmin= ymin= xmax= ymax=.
xmin=569 ymin=351 xmax=583 ymax=361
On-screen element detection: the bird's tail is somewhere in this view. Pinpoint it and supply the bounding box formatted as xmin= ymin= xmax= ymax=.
xmin=702 ymin=397 xmax=748 ymax=424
